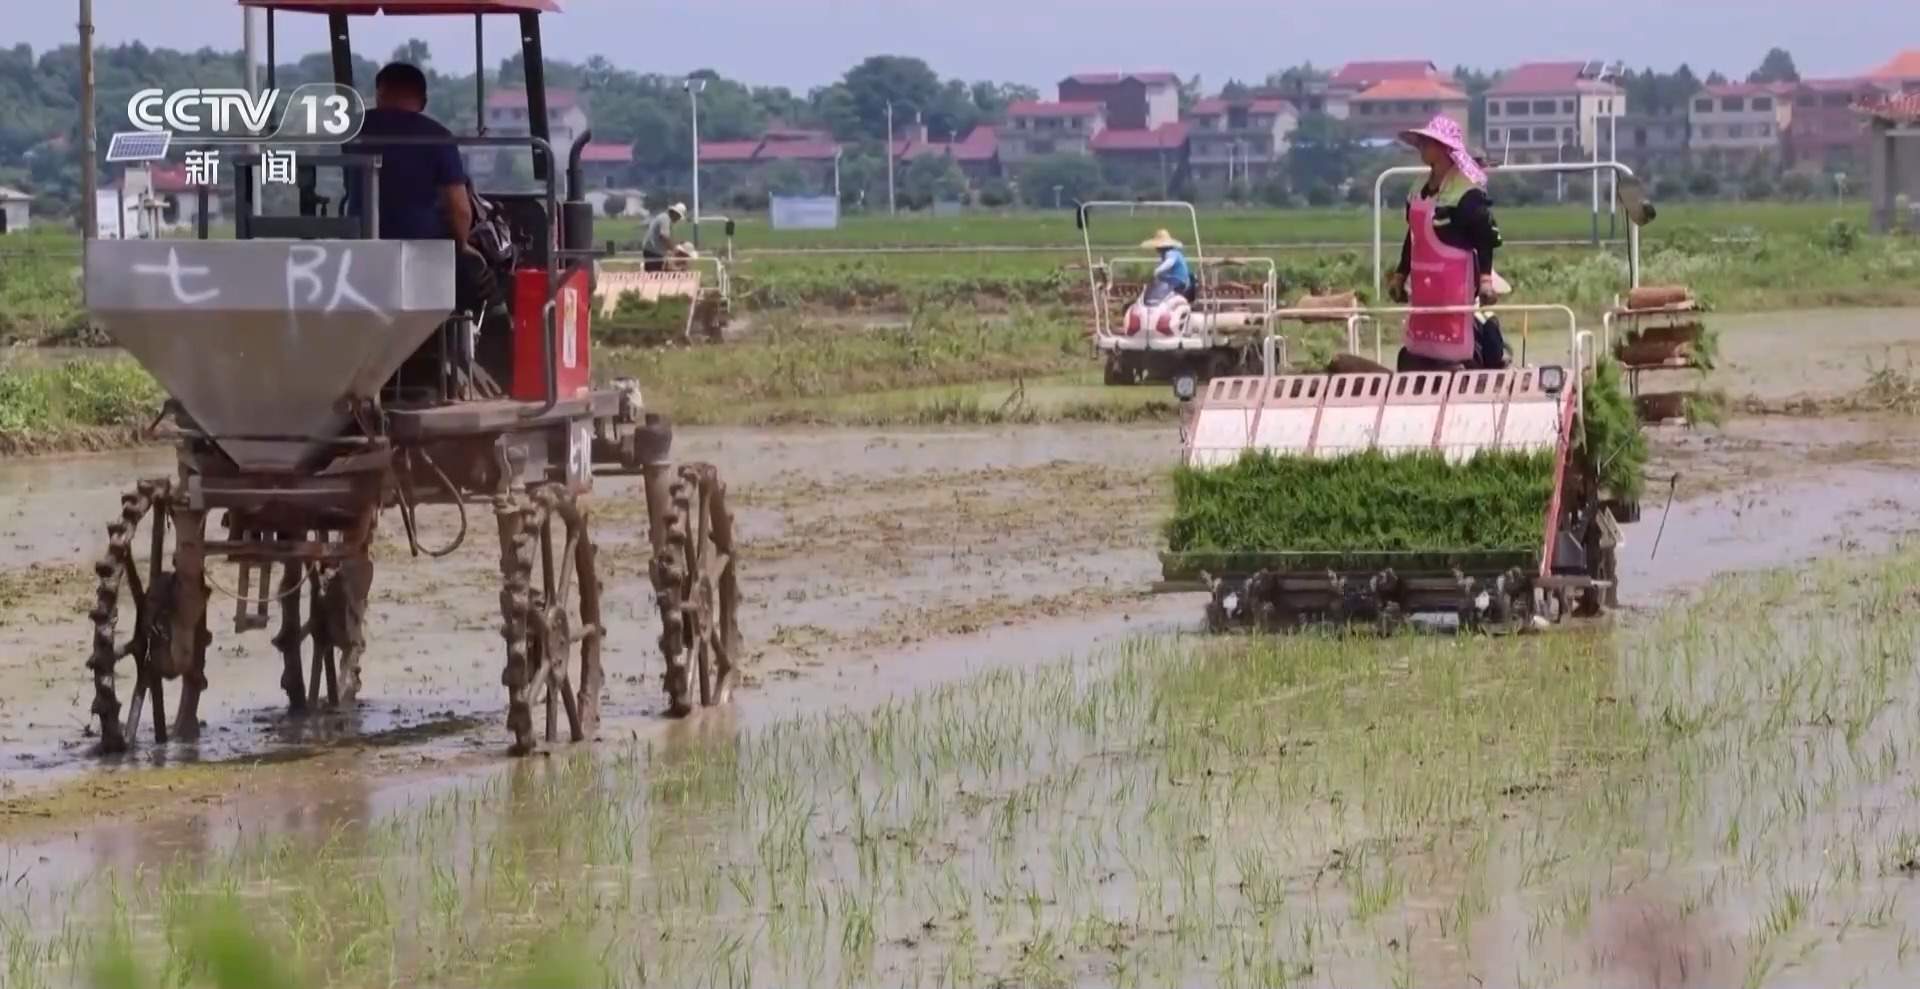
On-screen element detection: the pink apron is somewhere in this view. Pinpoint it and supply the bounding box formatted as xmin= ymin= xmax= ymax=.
xmin=1404 ymin=195 xmax=1475 ymax=365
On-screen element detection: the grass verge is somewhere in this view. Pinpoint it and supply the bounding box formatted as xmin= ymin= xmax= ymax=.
xmin=0 ymin=355 xmax=162 ymax=455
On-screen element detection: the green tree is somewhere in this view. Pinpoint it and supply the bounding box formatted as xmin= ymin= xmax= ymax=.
xmin=762 ymin=160 xmax=816 ymax=196
xmin=808 ymin=83 xmax=864 ymax=140
xmin=834 ymin=146 xmax=885 ymax=206
xmin=1748 ymin=48 xmax=1800 ymax=84
xmin=900 ymin=155 xmax=967 ymax=208
xmin=1016 ymin=153 xmax=1102 ymax=208
xmin=841 ymin=56 xmax=943 ymax=139
xmin=390 ymin=38 xmax=431 ymax=70
xmin=1286 ymin=113 xmax=1356 ymax=193
xmin=969 ymin=81 xmax=1038 ymax=119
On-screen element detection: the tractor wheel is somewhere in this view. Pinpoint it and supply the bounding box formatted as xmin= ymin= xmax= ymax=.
xmin=652 ymin=463 xmax=742 ymax=717
xmin=86 ymin=479 xmax=210 ymax=753
xmin=496 ymin=482 xmax=605 ymax=755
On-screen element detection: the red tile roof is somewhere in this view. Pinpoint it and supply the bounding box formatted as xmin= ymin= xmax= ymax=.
xmin=145 ymin=164 xmax=197 ymax=193
xmin=1352 ymin=78 xmax=1469 ymax=102
xmin=763 ymin=125 xmax=832 ymax=141
xmin=756 ymin=139 xmax=841 ymax=161
xmin=1063 ymin=71 xmax=1180 ymax=86
xmin=580 ymin=142 xmax=633 ymax=163
xmin=1869 ymin=50 xmax=1920 ymax=81
xmin=1702 ymin=82 xmax=1795 ymax=98
xmin=953 ymin=126 xmax=999 ymax=162
xmin=699 ymin=140 xmax=763 ymax=162
xmin=1331 ymin=61 xmax=1438 ymax=88
xmin=899 ymin=126 xmax=1000 ymax=163
xmin=1798 ymin=77 xmax=1880 ymax=94
xmin=485 ymin=87 xmax=580 ymax=110
xmin=1858 ymin=91 xmax=1920 ymax=123
xmin=1008 ymin=100 xmax=1105 ymax=118
xmin=1090 ymin=122 xmax=1189 ymax=152
xmin=1188 ymin=97 xmax=1296 ymax=116
xmin=1488 ymin=62 xmax=1615 ymax=96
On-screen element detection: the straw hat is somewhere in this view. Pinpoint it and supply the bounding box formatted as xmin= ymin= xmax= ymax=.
xmin=1397 ymin=114 xmax=1488 ymax=187
xmin=1140 ymin=229 xmax=1183 ymax=250
xmin=667 ymin=202 xmax=688 ymax=219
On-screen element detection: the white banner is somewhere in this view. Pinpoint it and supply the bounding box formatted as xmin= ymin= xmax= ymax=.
xmin=769 ymin=195 xmax=840 ymax=230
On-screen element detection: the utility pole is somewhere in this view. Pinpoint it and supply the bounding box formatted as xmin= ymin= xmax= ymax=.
xmin=885 ymin=101 xmax=896 ymax=215
xmin=684 ymin=78 xmax=705 ymax=247
xmin=79 ymin=0 xmax=97 ymax=242
xmin=243 ymin=7 xmax=260 ymax=94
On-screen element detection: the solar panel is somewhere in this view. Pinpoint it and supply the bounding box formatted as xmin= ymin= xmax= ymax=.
xmin=106 ymin=131 xmax=172 ymax=163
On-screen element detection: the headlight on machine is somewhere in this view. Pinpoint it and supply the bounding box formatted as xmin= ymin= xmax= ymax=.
xmin=1540 ymin=365 xmax=1567 ymax=395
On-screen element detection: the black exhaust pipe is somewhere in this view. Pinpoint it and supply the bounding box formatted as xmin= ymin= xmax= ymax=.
xmin=562 ymin=129 xmax=594 ymax=256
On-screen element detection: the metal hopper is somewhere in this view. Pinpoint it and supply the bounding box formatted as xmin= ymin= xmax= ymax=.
xmin=86 ymin=239 xmax=457 ymax=472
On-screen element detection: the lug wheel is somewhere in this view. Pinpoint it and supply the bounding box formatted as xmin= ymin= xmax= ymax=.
xmin=652 ymin=463 xmax=742 ymax=717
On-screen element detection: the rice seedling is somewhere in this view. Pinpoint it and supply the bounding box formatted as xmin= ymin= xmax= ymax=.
xmin=1167 ymin=449 xmax=1557 ymax=553
xmin=3 ymin=544 xmax=1917 ymax=987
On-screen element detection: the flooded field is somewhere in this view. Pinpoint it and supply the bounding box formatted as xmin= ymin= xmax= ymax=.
xmin=4 ymin=308 xmax=1920 ymax=986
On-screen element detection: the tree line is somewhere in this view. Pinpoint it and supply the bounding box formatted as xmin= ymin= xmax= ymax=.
xmin=0 ymin=40 xmax=1823 ymax=220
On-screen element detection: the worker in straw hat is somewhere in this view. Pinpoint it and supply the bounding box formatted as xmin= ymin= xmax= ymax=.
xmin=1141 ymin=228 xmax=1195 ymax=301
xmin=641 ymin=202 xmax=692 ymax=272
xmin=1387 ymin=114 xmax=1508 ymax=371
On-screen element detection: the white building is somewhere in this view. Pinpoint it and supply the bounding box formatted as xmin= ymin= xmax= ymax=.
xmin=1485 ymin=62 xmax=1626 ymax=164
xmin=0 ymin=186 xmax=29 ymax=234
xmin=1690 ymin=83 xmax=1793 ymax=167
xmin=474 ymin=87 xmax=591 ymax=178
xmin=999 ymin=101 xmax=1107 ymax=162
xmin=1185 ymin=98 xmax=1299 ymax=186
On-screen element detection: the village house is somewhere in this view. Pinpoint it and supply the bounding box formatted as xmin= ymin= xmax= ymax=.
xmin=1690 ymin=82 xmax=1793 ymax=170
xmin=1184 ymin=97 xmax=1299 ymax=189
xmin=1323 ymin=61 xmax=1446 ymax=121
xmin=1056 ymin=72 xmax=1181 ymax=131
xmin=998 ymin=101 xmax=1106 ymax=163
xmin=1485 ymin=62 xmax=1626 ymax=164
xmin=1348 ymin=77 xmax=1470 ymax=144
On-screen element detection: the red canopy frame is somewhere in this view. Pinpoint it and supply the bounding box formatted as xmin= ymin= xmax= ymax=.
xmin=238 ymin=1 xmax=558 ymax=14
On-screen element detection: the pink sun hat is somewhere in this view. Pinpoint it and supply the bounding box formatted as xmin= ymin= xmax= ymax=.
xmin=1399 ymin=114 xmax=1488 ymax=187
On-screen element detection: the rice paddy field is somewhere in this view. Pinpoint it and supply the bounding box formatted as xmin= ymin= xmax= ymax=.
xmin=10 ymin=546 xmax=1920 ymax=988
xmin=8 ymin=196 xmax=1920 ymax=988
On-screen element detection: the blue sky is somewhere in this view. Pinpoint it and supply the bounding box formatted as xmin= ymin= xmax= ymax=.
xmin=14 ymin=0 xmax=1913 ymax=91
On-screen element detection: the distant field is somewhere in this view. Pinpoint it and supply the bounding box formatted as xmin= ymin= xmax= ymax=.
xmin=599 ymin=201 xmax=1872 ymax=252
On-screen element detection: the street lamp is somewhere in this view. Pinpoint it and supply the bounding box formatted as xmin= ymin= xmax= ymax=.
xmin=684 ymin=78 xmax=707 ymax=246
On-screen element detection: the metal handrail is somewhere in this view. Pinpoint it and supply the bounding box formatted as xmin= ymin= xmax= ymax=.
xmin=1270 ymin=303 xmax=1582 ymax=370
xmin=1371 ymin=161 xmax=1644 ymax=300
xmin=1090 ymin=254 xmax=1278 ymax=345
xmin=1079 ymin=200 xmax=1205 ymax=341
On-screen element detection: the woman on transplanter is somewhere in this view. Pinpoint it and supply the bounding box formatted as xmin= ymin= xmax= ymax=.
xmin=1386 ymin=114 xmax=1509 ymax=372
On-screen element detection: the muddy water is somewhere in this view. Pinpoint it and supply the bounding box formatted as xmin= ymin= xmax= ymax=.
xmin=4 ymin=356 xmax=1920 ymax=985
xmin=0 ymin=425 xmax=1177 ymax=797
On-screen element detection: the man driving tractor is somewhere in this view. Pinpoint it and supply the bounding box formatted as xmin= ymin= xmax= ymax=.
xmin=356 ymin=62 xmax=470 ymax=244
xmin=1386 ymin=114 xmax=1510 ymax=372
xmin=1142 ymin=228 xmax=1196 ymax=301
xmin=642 ymin=202 xmax=691 ymax=271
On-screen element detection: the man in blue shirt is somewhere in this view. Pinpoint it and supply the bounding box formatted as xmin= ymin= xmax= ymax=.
xmin=353 ymin=62 xmax=472 ymax=244
xmin=1142 ymin=228 xmax=1194 ymax=300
